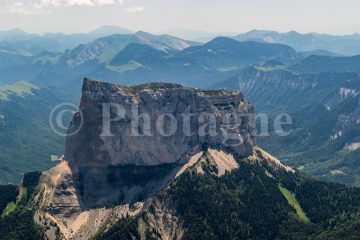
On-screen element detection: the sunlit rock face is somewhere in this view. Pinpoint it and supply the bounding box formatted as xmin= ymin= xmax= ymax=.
xmin=63 ymin=78 xmax=255 ymax=207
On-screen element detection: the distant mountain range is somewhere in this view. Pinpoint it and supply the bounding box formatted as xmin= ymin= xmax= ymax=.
xmin=163 ymin=28 xmax=360 ymax=56
xmin=162 ymin=27 xmax=236 ymax=42
xmin=0 ymin=32 xmax=302 ymax=91
xmin=234 ymin=30 xmax=360 ymax=56
xmin=177 ymin=37 xmax=299 ymax=68
xmin=3 ymin=27 xmax=360 ymax=56
xmin=293 ymin=55 xmax=360 ymax=73
xmin=0 ymin=26 xmax=132 ymax=54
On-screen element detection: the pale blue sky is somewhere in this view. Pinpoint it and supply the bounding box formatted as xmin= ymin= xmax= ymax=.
xmin=0 ymin=0 xmax=359 ymax=34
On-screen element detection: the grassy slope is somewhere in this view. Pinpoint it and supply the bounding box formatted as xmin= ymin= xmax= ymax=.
xmin=279 ymin=184 xmax=309 ymax=223
xmin=1 ymin=202 xmax=16 ymax=217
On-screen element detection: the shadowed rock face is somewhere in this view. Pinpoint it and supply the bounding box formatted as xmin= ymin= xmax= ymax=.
xmin=64 ymin=78 xmax=255 ymax=207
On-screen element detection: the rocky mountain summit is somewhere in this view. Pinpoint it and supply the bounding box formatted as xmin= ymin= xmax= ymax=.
xmin=66 ymin=78 xmax=255 ymax=168
xmin=63 ymin=78 xmax=255 ymax=208
xmin=35 ymin=78 xmax=256 ymax=238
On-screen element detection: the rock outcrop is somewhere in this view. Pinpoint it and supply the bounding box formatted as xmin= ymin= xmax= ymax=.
xmin=63 ymin=78 xmax=255 ymax=208
xmin=40 ymin=78 xmax=256 ymax=239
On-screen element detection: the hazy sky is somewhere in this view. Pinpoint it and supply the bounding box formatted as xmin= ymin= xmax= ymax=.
xmin=0 ymin=0 xmax=359 ymax=35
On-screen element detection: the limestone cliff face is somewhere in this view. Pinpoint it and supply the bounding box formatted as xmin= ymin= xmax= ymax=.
xmin=66 ymin=78 xmax=254 ymax=167
xmin=39 ymin=78 xmax=259 ymax=239
xmin=63 ymin=78 xmax=255 ymax=207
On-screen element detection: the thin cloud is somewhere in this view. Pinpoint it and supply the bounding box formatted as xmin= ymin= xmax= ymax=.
xmin=67 ymin=0 xmax=123 ymax=7
xmin=0 ymin=0 xmax=124 ymax=14
xmin=125 ymin=5 xmax=144 ymax=13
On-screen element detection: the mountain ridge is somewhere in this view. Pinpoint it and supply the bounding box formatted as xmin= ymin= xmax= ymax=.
xmin=234 ymin=29 xmax=360 ymax=55
xmin=213 ymin=67 xmax=360 ymax=186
